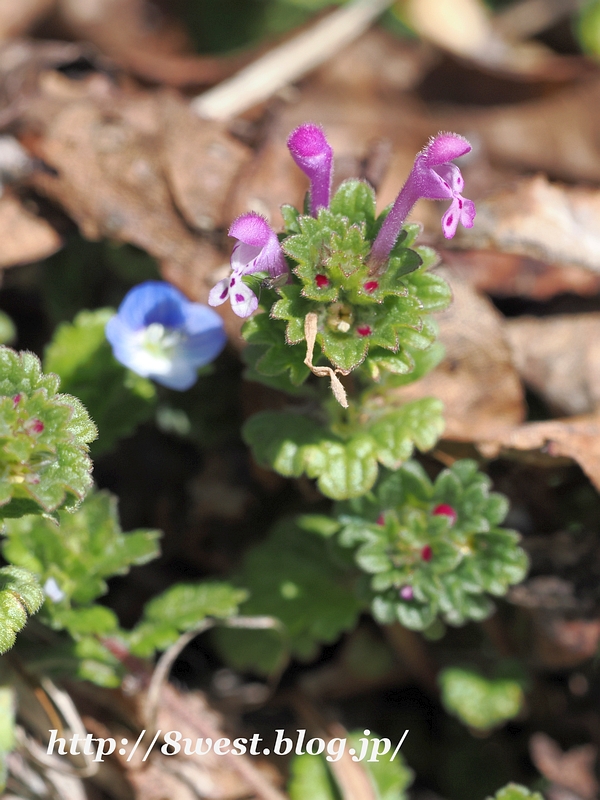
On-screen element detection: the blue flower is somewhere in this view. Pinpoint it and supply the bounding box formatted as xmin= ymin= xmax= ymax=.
xmin=106 ymin=281 xmax=226 ymax=390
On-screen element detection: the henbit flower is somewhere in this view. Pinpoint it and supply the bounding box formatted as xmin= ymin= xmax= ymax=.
xmin=369 ymin=132 xmax=475 ymax=269
xmin=287 ymin=123 xmax=333 ymax=215
xmin=106 ymin=281 xmax=226 ymax=391
xmin=209 ymin=213 xmax=288 ymax=318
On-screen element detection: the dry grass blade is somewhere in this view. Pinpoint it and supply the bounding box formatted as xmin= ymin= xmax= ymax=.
xmin=304 ymin=312 xmax=349 ymax=408
xmin=191 ymin=0 xmax=395 ymax=120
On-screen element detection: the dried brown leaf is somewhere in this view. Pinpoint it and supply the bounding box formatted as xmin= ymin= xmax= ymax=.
xmin=505 ymin=314 xmax=600 ymax=416
xmin=0 ymin=193 xmax=61 ymax=268
xmin=457 ymin=79 xmax=600 ymax=183
xmin=160 ymin=93 xmax=251 ymax=232
xmin=456 ymin=176 xmax=600 ymax=271
xmin=475 ymin=414 xmax=600 ymax=490
xmin=57 ymin=0 xmax=243 ymax=88
xmin=0 ymin=0 xmax=56 ymax=40
xmin=27 ymin=92 xmax=225 ymax=301
xmin=441 ymin=250 xmax=600 ymax=301
xmin=530 ymin=732 xmax=598 ymax=799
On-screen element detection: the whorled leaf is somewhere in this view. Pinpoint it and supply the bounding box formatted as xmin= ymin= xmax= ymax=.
xmin=0 ymin=347 xmax=96 ymax=518
xmin=245 ymin=180 xmax=449 ymax=384
xmin=0 ymin=567 xmax=43 ymax=653
xmin=327 ymin=459 xmax=528 ymax=629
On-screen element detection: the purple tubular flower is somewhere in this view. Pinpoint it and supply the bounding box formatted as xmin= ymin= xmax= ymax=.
xmin=370 ymin=132 xmax=475 ymax=268
xmin=287 ymin=123 xmax=333 ymax=215
xmin=106 ymin=281 xmax=226 ymax=390
xmin=209 ymin=212 xmax=288 ymax=318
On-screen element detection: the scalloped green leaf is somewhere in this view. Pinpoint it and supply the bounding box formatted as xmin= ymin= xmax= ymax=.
xmin=368 ymin=398 xmax=445 ymax=469
xmin=214 ymin=519 xmax=362 ymax=674
xmin=243 ymin=411 xmax=380 ymax=499
xmin=3 ymin=490 xmax=160 ymax=646
xmin=440 ymin=667 xmax=524 ymax=731
xmin=0 ymin=346 xmax=96 ymax=518
xmin=329 ymin=179 xmax=376 ymax=233
xmin=128 ymin=581 xmax=248 ymax=658
xmin=0 ymin=567 xmax=43 ymax=653
xmin=332 ymin=460 xmax=528 ymax=629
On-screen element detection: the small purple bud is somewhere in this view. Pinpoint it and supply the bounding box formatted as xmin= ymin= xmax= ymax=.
xmin=287 ymin=123 xmax=333 ymax=215
xmin=400 ymin=585 xmax=414 ymax=601
xmin=369 ymin=132 xmax=475 ymax=269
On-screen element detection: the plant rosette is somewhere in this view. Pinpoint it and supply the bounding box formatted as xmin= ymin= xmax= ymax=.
xmin=300 ymin=460 xmax=528 ymax=629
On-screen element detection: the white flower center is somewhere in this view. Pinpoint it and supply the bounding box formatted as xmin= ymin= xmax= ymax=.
xmin=133 ymin=323 xmax=185 ymax=375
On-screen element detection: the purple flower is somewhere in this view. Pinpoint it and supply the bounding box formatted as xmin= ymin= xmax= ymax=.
xmin=370 ymin=132 xmax=475 ymax=268
xmin=437 ymin=164 xmax=476 ymax=238
xmin=106 ymin=281 xmax=226 ymax=390
xmin=209 ymin=213 xmax=288 ymax=318
xmin=287 ymin=123 xmax=333 ymax=215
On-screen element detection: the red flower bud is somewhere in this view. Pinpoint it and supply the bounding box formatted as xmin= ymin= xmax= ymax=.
xmin=432 ymin=503 xmax=457 ymax=525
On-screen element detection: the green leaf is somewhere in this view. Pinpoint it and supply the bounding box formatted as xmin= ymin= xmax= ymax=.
xmin=144 ymin=582 xmax=248 ymax=626
xmin=214 ymin=520 xmax=362 ymax=674
xmin=0 ymin=347 xmax=96 ymax=517
xmin=0 ymin=312 xmax=16 ymax=346
xmin=0 ymin=685 xmax=15 ymax=794
xmin=281 ymin=204 xmax=302 ymax=234
xmin=487 ymin=785 xmax=544 ymax=800
xmin=289 ymin=753 xmax=339 ymax=800
xmin=0 ymin=567 xmax=43 ymax=653
xmin=439 ymin=667 xmax=524 ymax=731
xmin=44 ymin=309 xmax=157 ymax=455
xmin=288 ymin=730 xmax=413 ymax=800
xmin=243 ymin=412 xmax=380 ymax=500
xmin=53 ymin=605 xmax=119 ymax=637
xmin=368 ymin=399 xmax=445 ymax=470
xmin=128 ymin=582 xmax=248 ymax=658
xmin=3 ymin=490 xmax=160 ymax=645
xmin=333 ymin=460 xmax=528 ymax=630
xmin=329 ymin=179 xmax=376 ymax=233
xmin=0 ymin=686 xmax=15 ymax=752
xmin=296 ymin=515 xmax=341 ymax=537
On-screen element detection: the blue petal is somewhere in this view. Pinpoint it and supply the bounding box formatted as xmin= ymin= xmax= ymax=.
xmin=105 ymin=315 xmax=134 ymax=352
xmin=180 ymin=327 xmax=227 ymax=370
xmin=151 ymin=358 xmax=199 ymax=390
xmin=182 ymin=302 xmax=226 ymax=337
xmin=116 ymin=281 xmax=187 ymax=330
